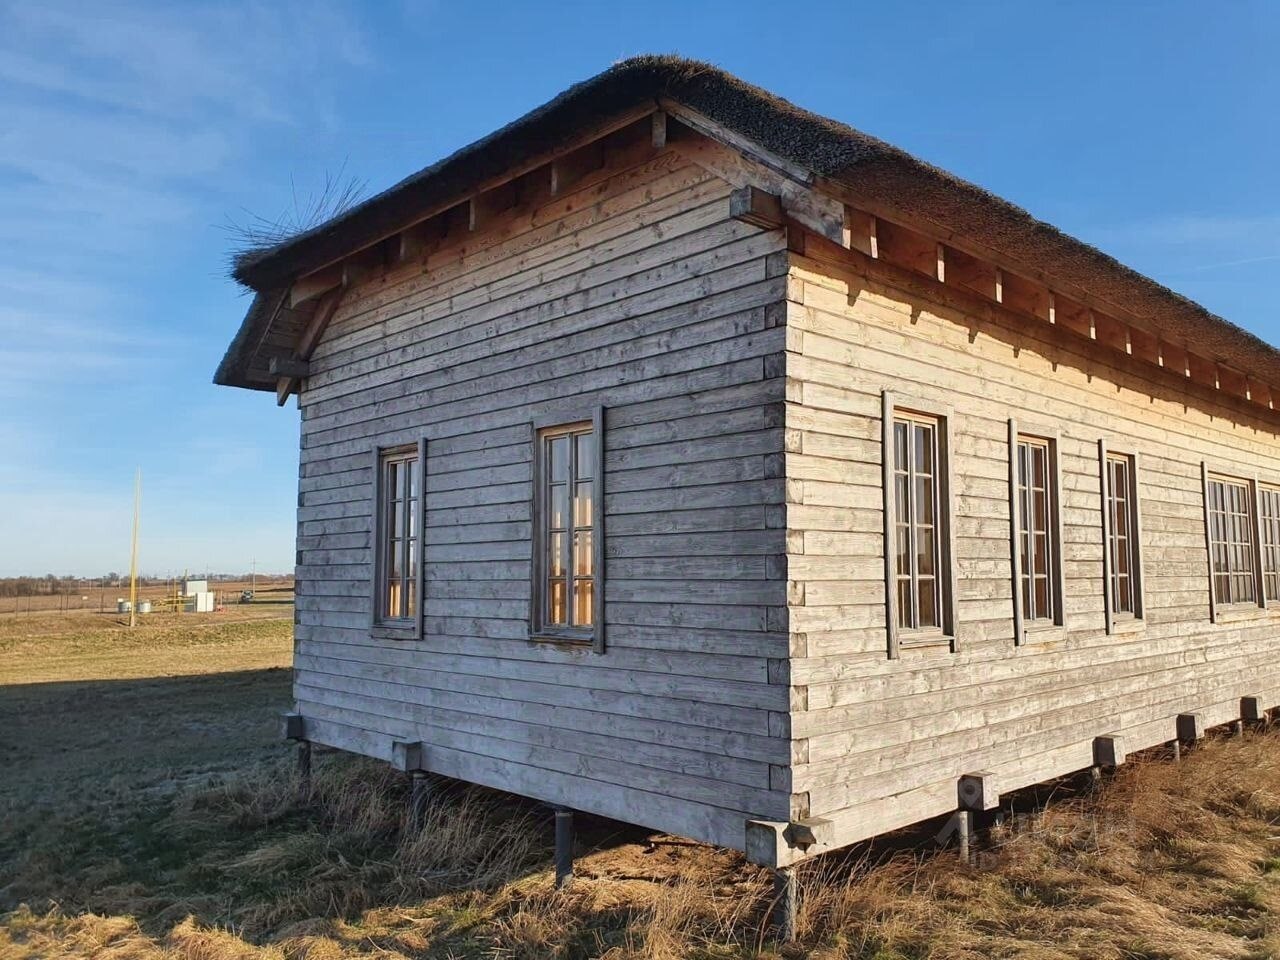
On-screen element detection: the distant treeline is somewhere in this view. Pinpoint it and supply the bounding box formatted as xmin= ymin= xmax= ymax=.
xmin=0 ymin=573 xmax=292 ymax=597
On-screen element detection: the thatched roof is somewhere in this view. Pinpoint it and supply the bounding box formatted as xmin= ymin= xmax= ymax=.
xmin=218 ymin=54 xmax=1277 ymax=393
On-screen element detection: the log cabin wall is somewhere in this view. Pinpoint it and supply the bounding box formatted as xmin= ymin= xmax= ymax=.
xmin=292 ymin=147 xmax=796 ymax=850
xmin=783 ymin=240 xmax=1280 ymax=848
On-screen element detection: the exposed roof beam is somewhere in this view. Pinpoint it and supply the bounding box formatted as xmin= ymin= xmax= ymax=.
xmin=788 ymin=221 xmax=1280 ymax=423
xmin=269 ymin=357 xmax=309 ymax=379
xmin=290 ymin=264 xmax=342 ymax=309
xmin=651 ymin=110 xmax=667 ymax=150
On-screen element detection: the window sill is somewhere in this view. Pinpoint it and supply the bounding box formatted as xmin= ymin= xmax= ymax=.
xmin=372 ymin=623 xmax=420 ymax=641
xmin=898 ymin=633 xmax=955 ymax=656
xmin=1108 ymin=617 xmax=1146 ymax=636
xmin=529 ymin=633 xmax=595 ymax=648
xmin=1019 ymin=624 xmax=1067 ymax=645
xmin=1214 ymin=605 xmax=1270 ymax=625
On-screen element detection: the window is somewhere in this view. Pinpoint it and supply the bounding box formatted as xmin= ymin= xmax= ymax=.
xmin=532 ymin=411 xmax=604 ymax=649
xmin=1101 ymin=447 xmax=1143 ymax=627
xmin=1206 ymin=474 xmax=1257 ymax=607
xmin=882 ymin=393 xmax=955 ymax=657
xmin=893 ymin=415 xmax=942 ymax=631
xmin=1009 ymin=424 xmax=1064 ymax=641
xmin=1261 ymin=486 xmax=1280 ymax=603
xmin=373 ymin=443 xmax=423 ymax=633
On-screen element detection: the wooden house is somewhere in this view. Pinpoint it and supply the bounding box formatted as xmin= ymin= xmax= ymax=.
xmin=216 ymin=57 xmax=1280 ymax=881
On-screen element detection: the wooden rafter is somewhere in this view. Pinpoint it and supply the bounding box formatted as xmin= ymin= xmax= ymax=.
xmin=786 ymin=218 xmax=1280 ymax=422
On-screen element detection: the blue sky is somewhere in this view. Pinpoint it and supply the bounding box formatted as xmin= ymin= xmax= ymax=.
xmin=0 ymin=0 xmax=1276 ymax=577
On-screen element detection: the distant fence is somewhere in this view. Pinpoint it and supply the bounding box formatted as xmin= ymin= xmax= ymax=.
xmin=0 ymin=581 xmax=295 ymax=616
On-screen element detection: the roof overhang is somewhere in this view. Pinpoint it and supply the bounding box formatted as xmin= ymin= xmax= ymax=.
xmin=215 ymin=55 xmax=1280 ymax=423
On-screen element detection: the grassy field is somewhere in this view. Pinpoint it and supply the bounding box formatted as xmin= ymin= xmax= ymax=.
xmin=5 ymin=611 xmax=1280 ymax=958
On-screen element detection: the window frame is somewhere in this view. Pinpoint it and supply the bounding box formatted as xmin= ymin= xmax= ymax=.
xmin=370 ymin=439 xmax=426 ymax=639
xmin=1008 ymin=421 xmax=1066 ymax=643
xmin=530 ymin=407 xmax=605 ymax=652
xmin=1260 ymin=484 xmax=1280 ymax=606
xmin=1098 ymin=442 xmax=1145 ymax=633
xmin=881 ymin=392 xmax=957 ymax=659
xmin=1201 ymin=463 xmax=1265 ymax=621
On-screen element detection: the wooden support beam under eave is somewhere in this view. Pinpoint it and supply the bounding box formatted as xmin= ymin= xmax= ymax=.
xmin=729 ymin=186 xmax=785 ymax=231
xmin=651 ymin=110 xmax=667 ymax=150
xmin=290 ymin=263 xmax=342 ymax=308
xmin=278 ymin=283 xmax=347 ymax=405
xmin=269 ymin=357 xmax=310 ymax=379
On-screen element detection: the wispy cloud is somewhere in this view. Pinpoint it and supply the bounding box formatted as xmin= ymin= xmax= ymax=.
xmin=0 ymin=0 xmax=369 ymax=574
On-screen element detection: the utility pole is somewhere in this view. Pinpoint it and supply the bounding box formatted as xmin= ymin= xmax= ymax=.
xmin=129 ymin=468 xmax=141 ymax=628
xmin=251 ymin=558 xmax=257 ymax=597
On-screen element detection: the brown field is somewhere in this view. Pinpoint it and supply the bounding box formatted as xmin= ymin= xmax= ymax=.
xmin=4 ymin=608 xmax=1280 ymax=959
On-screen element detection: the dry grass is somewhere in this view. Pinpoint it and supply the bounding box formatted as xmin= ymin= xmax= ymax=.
xmin=5 ymin=613 xmax=1280 ymax=958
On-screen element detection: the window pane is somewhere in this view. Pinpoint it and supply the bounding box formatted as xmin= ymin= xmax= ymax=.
xmin=1033 ymin=532 xmax=1049 ymax=577
xmin=895 ymin=525 xmax=910 ymax=577
xmin=574 ymin=578 xmax=594 ymax=627
xmin=407 ymin=457 xmax=418 ymax=498
xmin=897 ymin=578 xmax=913 ymax=629
xmin=549 ymin=436 xmax=569 ymax=483
xmin=549 ymin=483 xmax=568 ymax=530
xmin=576 ymin=432 xmax=594 ymax=480
xmin=1033 ymin=489 xmax=1048 ymax=538
xmin=918 ymin=577 xmax=937 ymax=628
xmin=917 ymin=527 xmax=935 ymax=577
xmin=548 ymin=532 xmax=566 ymax=577
xmin=1033 ymin=577 xmax=1050 ymax=621
xmin=914 ymin=424 xmax=933 ymax=475
xmin=574 ymin=531 xmax=593 ymax=578
xmin=386 ymin=579 xmax=402 ymax=618
xmin=1116 ymin=574 xmax=1131 ymax=614
xmin=894 ymin=422 xmax=908 ymax=471
xmin=389 ymin=539 xmax=402 ymax=579
xmin=574 ymin=481 xmax=593 ymax=529
xmin=548 ymin=579 xmax=567 ymax=625
xmin=405 ymin=576 xmax=416 ymax=619
xmin=915 ymin=476 xmax=934 ymax=526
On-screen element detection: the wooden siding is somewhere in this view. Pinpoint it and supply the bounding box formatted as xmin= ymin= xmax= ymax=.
xmin=293 ymin=151 xmax=793 ymax=850
xmin=784 ymin=247 xmax=1280 ymax=848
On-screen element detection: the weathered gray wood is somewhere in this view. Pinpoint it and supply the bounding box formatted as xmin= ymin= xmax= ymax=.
xmin=288 ymin=156 xmax=792 ymax=854
xmin=1092 ymin=734 xmax=1126 ymax=768
xmin=274 ymin=112 xmax=1280 ymax=873
xmin=957 ymin=771 xmax=999 ymax=811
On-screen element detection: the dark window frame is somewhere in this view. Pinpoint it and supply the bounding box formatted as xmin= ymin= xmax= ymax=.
xmin=1008 ymin=421 xmax=1066 ymax=643
xmin=1098 ymin=442 xmax=1145 ymax=632
xmin=881 ymin=391 xmax=957 ymax=658
xmin=530 ymin=407 xmax=605 ymax=652
xmin=1202 ymin=463 xmax=1265 ymax=620
xmin=1260 ymin=484 xmax=1280 ymax=605
xmin=370 ymin=439 xmax=426 ymax=639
